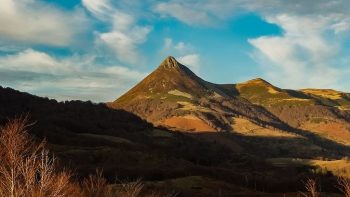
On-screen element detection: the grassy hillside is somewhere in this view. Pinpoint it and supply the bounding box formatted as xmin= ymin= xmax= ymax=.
xmin=233 ymin=79 xmax=350 ymax=147
xmin=301 ymin=89 xmax=350 ymax=110
xmin=234 ymin=78 xmax=316 ymax=107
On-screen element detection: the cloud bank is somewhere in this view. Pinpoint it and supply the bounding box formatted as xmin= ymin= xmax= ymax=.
xmin=0 ymin=49 xmax=146 ymax=101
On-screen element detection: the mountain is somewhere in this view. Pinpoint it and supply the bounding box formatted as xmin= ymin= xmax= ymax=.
xmin=109 ymin=56 xmax=288 ymax=132
xmin=111 ymin=56 xmax=350 ymax=147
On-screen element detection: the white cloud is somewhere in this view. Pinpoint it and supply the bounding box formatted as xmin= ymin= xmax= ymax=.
xmin=177 ymin=54 xmax=201 ymax=74
xmin=98 ymin=26 xmax=151 ymax=64
xmin=248 ymin=14 xmax=345 ymax=89
xmin=0 ymin=49 xmax=146 ymax=102
xmin=0 ymin=0 xmax=88 ymax=46
xmin=82 ymin=0 xmax=152 ymax=64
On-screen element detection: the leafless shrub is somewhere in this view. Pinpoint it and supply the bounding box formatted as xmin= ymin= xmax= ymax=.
xmin=301 ymin=178 xmax=319 ymax=197
xmin=0 ymin=117 xmax=76 ymax=197
xmin=337 ymin=176 xmax=350 ymax=197
xmin=81 ymin=170 xmax=112 ymax=197
xmin=116 ymin=179 xmax=144 ymax=197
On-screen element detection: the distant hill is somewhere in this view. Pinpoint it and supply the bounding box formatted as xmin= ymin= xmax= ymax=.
xmin=235 ymin=78 xmax=350 ymax=145
xmin=0 ymin=86 xmax=152 ymax=138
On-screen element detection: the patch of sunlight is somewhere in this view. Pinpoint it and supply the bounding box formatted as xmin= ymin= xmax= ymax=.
xmin=176 ymin=101 xmax=212 ymax=112
xmin=302 ymin=89 xmax=343 ymax=100
xmin=168 ymin=89 xmax=193 ymax=99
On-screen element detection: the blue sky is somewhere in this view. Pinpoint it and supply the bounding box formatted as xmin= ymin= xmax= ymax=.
xmin=0 ymin=0 xmax=350 ymax=102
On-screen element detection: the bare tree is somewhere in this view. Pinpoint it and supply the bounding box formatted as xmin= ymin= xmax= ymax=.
xmin=337 ymin=176 xmax=350 ymax=197
xmin=0 ymin=117 xmax=77 ymax=197
xmin=301 ymin=178 xmax=319 ymax=197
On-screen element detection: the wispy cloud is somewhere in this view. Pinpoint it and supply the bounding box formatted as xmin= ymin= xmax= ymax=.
xmin=153 ymin=0 xmax=350 ymax=27
xmin=247 ymin=3 xmax=350 ymax=89
xmin=154 ymin=2 xmax=214 ymax=26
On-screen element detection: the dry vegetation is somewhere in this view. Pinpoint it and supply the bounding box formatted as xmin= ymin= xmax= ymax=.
xmin=0 ymin=117 xmax=174 ymax=197
xmin=301 ymin=179 xmax=319 ymax=197
xmin=0 ymin=117 xmax=77 ymax=197
xmin=337 ymin=177 xmax=350 ymax=197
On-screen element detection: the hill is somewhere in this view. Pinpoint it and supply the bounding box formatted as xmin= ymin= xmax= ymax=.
xmin=234 ymin=79 xmax=350 ymax=146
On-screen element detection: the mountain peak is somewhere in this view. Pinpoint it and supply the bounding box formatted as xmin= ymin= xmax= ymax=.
xmin=159 ymin=56 xmax=181 ymax=69
xmin=237 ymin=78 xmax=282 ymax=95
xmin=243 ymin=78 xmax=272 ymax=86
xmin=250 ymin=78 xmax=268 ymax=82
